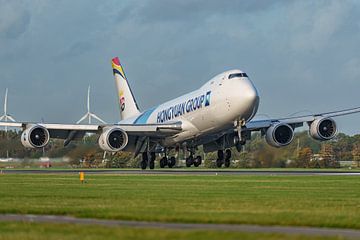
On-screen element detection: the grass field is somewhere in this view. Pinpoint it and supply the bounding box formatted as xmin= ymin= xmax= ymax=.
xmin=0 ymin=222 xmax=347 ymax=240
xmin=0 ymin=173 xmax=359 ymax=230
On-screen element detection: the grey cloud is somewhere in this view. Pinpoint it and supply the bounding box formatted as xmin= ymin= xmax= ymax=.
xmin=288 ymin=0 xmax=352 ymax=52
xmin=0 ymin=1 xmax=31 ymax=39
xmin=117 ymin=0 xmax=293 ymax=23
xmin=56 ymin=41 xmax=94 ymax=60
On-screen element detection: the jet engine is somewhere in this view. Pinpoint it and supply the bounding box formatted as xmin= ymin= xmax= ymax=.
xmin=21 ymin=125 xmax=50 ymax=148
xmin=309 ymin=117 xmax=337 ymax=141
xmin=98 ymin=127 xmax=128 ymax=152
xmin=265 ymin=123 xmax=294 ymax=148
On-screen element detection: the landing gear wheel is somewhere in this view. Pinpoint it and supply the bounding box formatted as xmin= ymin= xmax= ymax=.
xmin=141 ymin=152 xmax=148 ymax=170
xmin=194 ymin=156 xmax=202 ymax=167
xmin=160 ymin=157 xmax=167 ymax=168
xmin=149 ymin=161 xmax=155 ymax=169
xmin=216 ymin=150 xmax=224 ymax=168
xmin=218 ymin=150 xmax=224 ymax=160
xmin=216 ymin=159 xmax=223 ymax=168
xmin=149 ymin=152 xmax=156 ymax=170
xmin=224 ymin=159 xmax=230 ymax=168
xmin=186 ymin=155 xmax=194 ymax=167
xmin=168 ymin=157 xmax=176 ymax=168
xmin=224 ymin=149 xmax=231 ymax=168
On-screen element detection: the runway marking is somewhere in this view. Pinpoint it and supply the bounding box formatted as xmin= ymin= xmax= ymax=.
xmin=1 ymin=214 xmax=360 ymax=238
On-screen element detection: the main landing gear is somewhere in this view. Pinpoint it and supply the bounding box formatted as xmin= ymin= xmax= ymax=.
xmin=159 ymin=156 xmax=176 ymax=168
xmin=185 ymin=150 xmax=202 ymax=168
xmin=141 ymin=152 xmax=156 ymax=170
xmin=141 ymin=152 xmax=177 ymax=170
xmin=216 ymin=149 xmax=232 ymax=168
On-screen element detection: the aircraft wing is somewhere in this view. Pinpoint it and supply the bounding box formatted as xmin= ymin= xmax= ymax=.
xmin=245 ymin=106 xmax=360 ymax=131
xmin=0 ymin=121 xmax=182 ymax=139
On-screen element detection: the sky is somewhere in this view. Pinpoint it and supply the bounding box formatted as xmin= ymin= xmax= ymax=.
xmin=0 ymin=0 xmax=360 ymax=135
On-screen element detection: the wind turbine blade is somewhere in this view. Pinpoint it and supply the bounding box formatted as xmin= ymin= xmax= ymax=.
xmin=4 ymin=88 xmax=8 ymax=115
xmin=77 ymin=114 xmax=89 ymax=124
xmin=90 ymin=113 xmax=106 ymax=124
xmin=0 ymin=115 xmax=4 ymax=121
xmin=87 ymin=85 xmax=90 ymax=113
xmin=7 ymin=116 xmax=16 ymax=122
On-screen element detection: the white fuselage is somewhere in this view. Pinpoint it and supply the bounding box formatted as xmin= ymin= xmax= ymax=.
xmin=120 ymin=70 xmax=259 ymax=147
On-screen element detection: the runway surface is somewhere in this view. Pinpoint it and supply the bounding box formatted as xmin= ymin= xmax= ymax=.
xmin=1 ymin=169 xmax=360 ymax=176
xmin=1 ymin=214 xmax=360 ymax=238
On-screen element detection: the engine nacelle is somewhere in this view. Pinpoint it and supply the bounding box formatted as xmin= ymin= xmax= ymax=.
xmin=98 ymin=127 xmax=128 ymax=152
xmin=309 ymin=117 xmax=337 ymax=141
xmin=265 ymin=123 xmax=294 ymax=148
xmin=21 ymin=125 xmax=50 ymax=148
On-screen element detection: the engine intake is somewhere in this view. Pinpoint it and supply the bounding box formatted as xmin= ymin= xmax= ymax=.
xmin=21 ymin=125 xmax=50 ymax=148
xmin=266 ymin=123 xmax=294 ymax=148
xmin=98 ymin=127 xmax=128 ymax=152
xmin=310 ymin=117 xmax=337 ymax=141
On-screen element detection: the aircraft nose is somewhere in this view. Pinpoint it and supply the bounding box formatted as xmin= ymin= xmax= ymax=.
xmin=243 ymin=80 xmax=259 ymax=103
xmin=241 ymin=80 xmax=259 ymax=120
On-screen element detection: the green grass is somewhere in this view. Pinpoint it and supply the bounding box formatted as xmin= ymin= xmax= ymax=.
xmin=0 ymin=222 xmax=347 ymax=240
xmin=0 ymin=174 xmax=359 ymax=229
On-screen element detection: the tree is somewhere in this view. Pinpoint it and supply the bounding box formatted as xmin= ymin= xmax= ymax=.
xmin=296 ymin=147 xmax=312 ymax=168
xmin=319 ymin=144 xmax=338 ymax=168
xmin=352 ymin=144 xmax=360 ymax=168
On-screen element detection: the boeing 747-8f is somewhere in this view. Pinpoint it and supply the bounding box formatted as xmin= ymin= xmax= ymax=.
xmin=1 ymin=57 xmax=360 ymax=169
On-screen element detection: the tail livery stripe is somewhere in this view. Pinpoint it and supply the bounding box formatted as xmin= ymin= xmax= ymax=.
xmin=111 ymin=56 xmax=141 ymax=120
xmin=112 ymin=57 xmax=127 ymax=80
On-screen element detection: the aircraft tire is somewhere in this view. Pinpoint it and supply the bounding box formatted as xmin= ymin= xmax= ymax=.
xmin=225 ymin=149 xmax=231 ymax=168
xmin=168 ymin=156 xmax=176 ymax=168
xmin=217 ymin=150 xmax=224 ymax=160
xmin=160 ymin=157 xmax=167 ymax=168
xmin=186 ymin=156 xmax=193 ymax=167
xmin=194 ymin=156 xmax=202 ymax=167
xmin=224 ymin=159 xmax=230 ymax=168
xmin=216 ymin=159 xmax=223 ymax=168
xmin=141 ymin=152 xmax=148 ymax=170
xmin=140 ymin=161 xmax=147 ymax=170
xmin=149 ymin=160 xmax=155 ymax=169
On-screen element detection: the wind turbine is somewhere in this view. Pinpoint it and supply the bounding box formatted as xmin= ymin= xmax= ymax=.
xmin=0 ymin=88 xmax=16 ymax=132
xmin=77 ymin=86 xmax=106 ymax=124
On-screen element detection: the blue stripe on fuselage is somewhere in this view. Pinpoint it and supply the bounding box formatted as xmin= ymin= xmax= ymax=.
xmin=134 ymin=107 xmax=156 ymax=124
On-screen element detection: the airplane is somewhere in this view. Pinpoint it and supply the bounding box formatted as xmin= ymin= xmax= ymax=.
xmin=1 ymin=57 xmax=360 ymax=169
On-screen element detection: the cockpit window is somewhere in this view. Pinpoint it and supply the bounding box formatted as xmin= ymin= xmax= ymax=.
xmin=228 ymin=73 xmax=248 ymax=79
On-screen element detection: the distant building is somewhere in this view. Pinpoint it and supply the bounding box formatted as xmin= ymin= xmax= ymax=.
xmin=39 ymin=157 xmax=51 ymax=168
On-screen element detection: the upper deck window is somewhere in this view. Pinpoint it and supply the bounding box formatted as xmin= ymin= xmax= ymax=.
xmin=228 ymin=73 xmax=248 ymax=79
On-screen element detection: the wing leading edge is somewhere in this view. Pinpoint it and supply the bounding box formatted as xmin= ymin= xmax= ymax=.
xmin=245 ymin=106 xmax=360 ymax=132
xmin=0 ymin=121 xmax=182 ymax=139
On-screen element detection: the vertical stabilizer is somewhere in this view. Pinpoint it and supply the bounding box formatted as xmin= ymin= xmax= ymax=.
xmin=112 ymin=57 xmax=140 ymax=120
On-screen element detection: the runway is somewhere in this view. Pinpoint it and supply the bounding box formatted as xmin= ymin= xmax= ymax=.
xmin=1 ymin=169 xmax=360 ymax=176
xmin=1 ymin=214 xmax=360 ymax=238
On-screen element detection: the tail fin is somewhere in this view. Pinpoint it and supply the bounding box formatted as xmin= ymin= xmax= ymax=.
xmin=112 ymin=57 xmax=140 ymax=120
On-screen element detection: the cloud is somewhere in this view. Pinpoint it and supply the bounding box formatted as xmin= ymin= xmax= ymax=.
xmin=117 ymin=0 xmax=292 ymax=23
xmin=288 ymin=0 xmax=351 ymax=52
xmin=56 ymin=41 xmax=94 ymax=60
xmin=0 ymin=0 xmax=31 ymax=39
xmin=342 ymin=58 xmax=360 ymax=82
